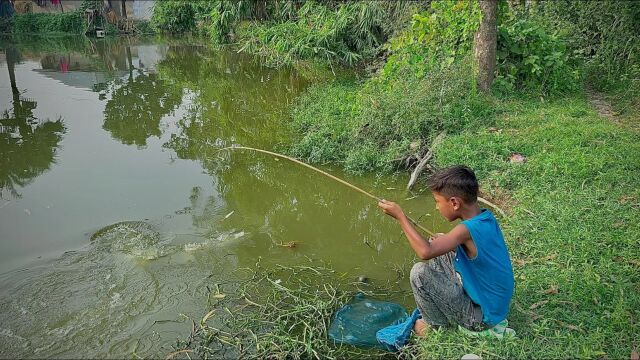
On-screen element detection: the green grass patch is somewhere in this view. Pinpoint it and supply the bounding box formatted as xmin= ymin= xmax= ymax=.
xmin=288 ymin=59 xmax=494 ymax=174
xmin=420 ymin=96 xmax=640 ymax=359
xmin=11 ymin=12 xmax=85 ymax=34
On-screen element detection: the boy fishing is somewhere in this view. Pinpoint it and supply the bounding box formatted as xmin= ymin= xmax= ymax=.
xmin=378 ymin=165 xmax=514 ymax=337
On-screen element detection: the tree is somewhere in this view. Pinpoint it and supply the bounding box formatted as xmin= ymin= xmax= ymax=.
xmin=474 ymin=0 xmax=497 ymax=92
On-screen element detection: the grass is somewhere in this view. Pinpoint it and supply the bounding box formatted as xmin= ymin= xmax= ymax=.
xmin=174 ymin=94 xmax=639 ymax=359
xmin=10 ymin=12 xmax=85 ymax=34
xmin=288 ymin=60 xmax=494 ymax=174
xmin=168 ymin=264 xmax=398 ymax=359
xmin=421 ymin=95 xmax=640 ymax=358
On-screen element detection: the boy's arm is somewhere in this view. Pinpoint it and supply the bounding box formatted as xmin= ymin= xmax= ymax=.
xmin=378 ymin=200 xmax=470 ymax=260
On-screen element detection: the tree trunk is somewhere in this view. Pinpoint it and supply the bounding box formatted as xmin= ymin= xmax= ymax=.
xmin=120 ymin=0 xmax=126 ymax=18
xmin=474 ymin=0 xmax=497 ymax=93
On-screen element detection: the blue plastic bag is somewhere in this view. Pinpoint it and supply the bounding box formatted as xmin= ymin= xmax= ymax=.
xmin=376 ymin=308 xmax=422 ymax=351
xmin=328 ymin=293 xmax=408 ymax=349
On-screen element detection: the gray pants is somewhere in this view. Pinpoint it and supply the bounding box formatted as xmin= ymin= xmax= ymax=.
xmin=410 ymin=251 xmax=485 ymax=331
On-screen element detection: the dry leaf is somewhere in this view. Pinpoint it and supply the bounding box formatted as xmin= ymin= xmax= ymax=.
xmin=631 ymin=348 xmax=639 ymax=360
xmin=514 ymin=259 xmax=528 ymax=267
xmin=541 ymin=254 xmax=557 ymax=261
xmin=509 ymin=153 xmax=527 ymax=163
xmin=544 ymin=285 xmax=559 ymax=295
xmin=529 ymin=300 xmax=549 ymax=310
xmin=555 ymin=320 xmax=583 ymax=332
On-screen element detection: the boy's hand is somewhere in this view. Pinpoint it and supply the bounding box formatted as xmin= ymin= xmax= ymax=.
xmin=377 ymin=199 xmax=406 ymax=220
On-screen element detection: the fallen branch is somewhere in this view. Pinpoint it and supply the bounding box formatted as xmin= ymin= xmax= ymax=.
xmin=165 ymin=349 xmax=193 ymax=360
xmin=478 ymin=196 xmax=506 ymax=217
xmin=406 ymin=132 xmax=446 ymax=190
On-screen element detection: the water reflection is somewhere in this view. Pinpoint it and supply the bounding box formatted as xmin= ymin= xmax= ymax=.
xmin=0 ymin=45 xmax=65 ymax=199
xmin=0 ymin=36 xmax=447 ymax=358
xmin=103 ymin=66 xmax=182 ymax=147
xmin=160 ymin=45 xmax=307 ymax=165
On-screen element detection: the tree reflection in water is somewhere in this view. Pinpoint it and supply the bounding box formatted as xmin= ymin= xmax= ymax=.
xmin=0 ymin=45 xmax=65 ymax=199
xmin=102 ymin=47 xmax=183 ymax=147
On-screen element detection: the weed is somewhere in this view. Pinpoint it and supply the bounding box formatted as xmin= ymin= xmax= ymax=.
xmin=11 ymin=12 xmax=84 ymax=34
xmin=170 ymin=264 xmax=395 ymax=359
xmin=289 ymin=59 xmax=493 ymax=174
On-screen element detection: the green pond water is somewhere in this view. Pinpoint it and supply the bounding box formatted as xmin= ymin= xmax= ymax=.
xmin=0 ymin=36 xmax=450 ymax=358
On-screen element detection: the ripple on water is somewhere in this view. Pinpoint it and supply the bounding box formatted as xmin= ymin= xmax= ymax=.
xmin=91 ymin=221 xmax=177 ymax=260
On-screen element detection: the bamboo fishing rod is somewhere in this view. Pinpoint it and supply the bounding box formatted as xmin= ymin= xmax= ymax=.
xmin=220 ymin=146 xmax=435 ymax=236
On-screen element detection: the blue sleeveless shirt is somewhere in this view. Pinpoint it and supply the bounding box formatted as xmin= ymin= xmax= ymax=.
xmin=454 ymin=209 xmax=514 ymax=326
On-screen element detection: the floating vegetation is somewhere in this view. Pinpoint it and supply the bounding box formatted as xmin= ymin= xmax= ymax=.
xmin=169 ymin=264 xmax=401 ymax=359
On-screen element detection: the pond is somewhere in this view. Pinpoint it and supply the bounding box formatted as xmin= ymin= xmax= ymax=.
xmin=0 ymin=36 xmax=450 ymax=358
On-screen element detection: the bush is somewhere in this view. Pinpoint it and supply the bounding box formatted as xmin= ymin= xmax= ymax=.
xmin=494 ymin=18 xmax=580 ymax=95
xmin=133 ymin=20 xmax=156 ymax=35
xmin=289 ymin=60 xmax=493 ymax=174
xmin=151 ymin=1 xmax=214 ymax=34
xmin=11 ymin=12 xmax=84 ymax=34
xmin=383 ymin=0 xmax=481 ymax=78
xmin=536 ymin=0 xmax=640 ymax=88
xmin=235 ymin=1 xmax=398 ymax=66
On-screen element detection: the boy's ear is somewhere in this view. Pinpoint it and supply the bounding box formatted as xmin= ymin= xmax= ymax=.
xmin=449 ymin=196 xmax=462 ymax=210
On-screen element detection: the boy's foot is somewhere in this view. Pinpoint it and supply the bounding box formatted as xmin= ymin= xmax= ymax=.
xmin=413 ymin=319 xmax=429 ymax=337
xmin=458 ymin=319 xmax=516 ymax=339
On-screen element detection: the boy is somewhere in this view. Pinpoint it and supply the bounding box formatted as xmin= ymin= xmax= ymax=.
xmin=378 ymin=165 xmax=514 ymax=337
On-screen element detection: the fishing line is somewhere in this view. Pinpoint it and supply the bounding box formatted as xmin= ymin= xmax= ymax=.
xmin=220 ymin=146 xmax=435 ymax=236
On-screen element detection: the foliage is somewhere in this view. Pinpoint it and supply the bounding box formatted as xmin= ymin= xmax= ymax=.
xmin=289 ymin=59 xmax=493 ymax=174
xmin=494 ymin=18 xmax=580 ymax=95
xmin=535 ymin=0 xmax=640 ymax=89
xmin=133 ymin=20 xmax=156 ymax=35
xmin=11 ymin=12 xmax=84 ymax=34
xmin=151 ymin=1 xmax=215 ymax=34
xmin=0 ymin=17 xmax=13 ymax=34
xmin=383 ymin=0 xmax=481 ymax=78
xmin=151 ymin=1 xmax=195 ymax=33
xmin=528 ymin=0 xmax=640 ymax=114
xmin=423 ymin=97 xmax=640 ymax=359
xmin=235 ymin=1 xmax=402 ymax=66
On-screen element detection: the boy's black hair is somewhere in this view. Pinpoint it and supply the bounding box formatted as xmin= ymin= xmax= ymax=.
xmin=427 ymin=165 xmax=478 ymax=203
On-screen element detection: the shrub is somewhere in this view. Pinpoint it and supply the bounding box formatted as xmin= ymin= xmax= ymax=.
xmin=151 ymin=1 xmax=214 ymax=34
xmin=12 ymin=12 xmax=84 ymax=34
xmin=494 ymin=18 xmax=580 ymax=95
xmin=289 ymin=60 xmax=493 ymax=174
xmin=535 ymin=0 xmax=640 ymax=89
xmin=383 ymin=0 xmax=481 ymax=78
xmin=235 ymin=1 xmax=394 ymax=66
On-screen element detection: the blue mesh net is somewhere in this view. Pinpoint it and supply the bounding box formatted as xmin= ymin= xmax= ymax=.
xmin=328 ymin=293 xmax=409 ymax=349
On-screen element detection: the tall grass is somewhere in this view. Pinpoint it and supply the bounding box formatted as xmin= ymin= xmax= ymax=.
xmin=288 ymin=59 xmax=493 ymax=174
xmin=11 ymin=12 xmax=85 ymax=34
xmin=234 ymin=1 xmax=420 ymax=66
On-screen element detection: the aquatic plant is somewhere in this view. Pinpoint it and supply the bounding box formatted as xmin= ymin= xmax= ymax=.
xmin=169 ymin=264 xmax=400 ymax=359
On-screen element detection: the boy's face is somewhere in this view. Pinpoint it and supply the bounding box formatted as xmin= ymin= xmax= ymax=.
xmin=432 ymin=191 xmax=461 ymax=222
